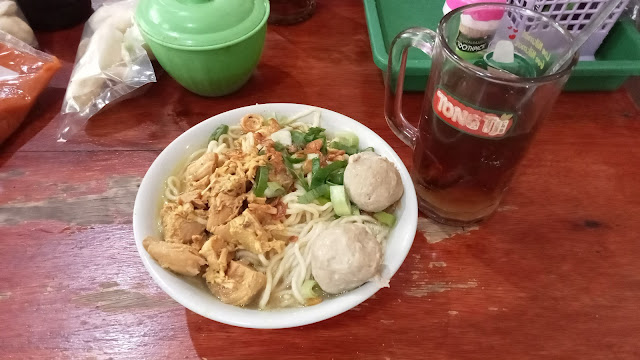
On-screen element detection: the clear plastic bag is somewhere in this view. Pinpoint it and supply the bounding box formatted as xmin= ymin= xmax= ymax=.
xmin=0 ymin=0 xmax=37 ymax=48
xmin=0 ymin=30 xmax=60 ymax=143
xmin=56 ymin=0 xmax=156 ymax=142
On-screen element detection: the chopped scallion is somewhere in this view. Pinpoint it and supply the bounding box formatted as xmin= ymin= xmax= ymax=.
xmin=301 ymin=279 xmax=321 ymax=299
xmin=334 ymin=131 xmax=359 ymax=148
xmin=326 ymin=168 xmax=344 ymax=185
xmin=303 ymin=127 xmax=325 ymax=143
xmin=310 ymin=160 xmax=348 ymax=189
xmin=291 ymin=130 xmax=306 ymax=146
xmin=298 ymin=184 xmax=330 ymax=204
xmin=330 ymin=185 xmax=352 ymax=216
xmin=311 ymin=157 xmax=320 ymax=176
xmin=209 ymin=124 xmax=229 ymax=142
xmin=374 ymin=211 xmax=396 ymax=227
xmin=286 ymin=155 xmax=306 ymax=164
xmin=264 ymin=182 xmax=285 ymax=198
xmin=253 ymin=166 xmax=269 ymax=197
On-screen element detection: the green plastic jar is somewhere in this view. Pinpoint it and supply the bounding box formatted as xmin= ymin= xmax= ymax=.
xmin=135 ymin=0 xmax=269 ymax=96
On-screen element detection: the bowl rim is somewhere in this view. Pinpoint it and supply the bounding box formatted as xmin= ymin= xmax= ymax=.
xmin=133 ymin=103 xmax=418 ymax=329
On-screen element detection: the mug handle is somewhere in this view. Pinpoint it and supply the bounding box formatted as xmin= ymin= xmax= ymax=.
xmin=385 ymin=27 xmax=437 ymax=149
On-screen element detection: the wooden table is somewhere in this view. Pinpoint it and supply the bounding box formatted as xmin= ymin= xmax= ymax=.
xmin=2 ymin=1 xmax=639 ymax=359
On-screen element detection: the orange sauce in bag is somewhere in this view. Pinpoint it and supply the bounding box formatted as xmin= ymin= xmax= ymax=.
xmin=0 ymin=39 xmax=61 ymax=143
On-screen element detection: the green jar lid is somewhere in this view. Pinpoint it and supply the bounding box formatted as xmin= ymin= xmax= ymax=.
xmin=135 ymin=0 xmax=269 ymax=49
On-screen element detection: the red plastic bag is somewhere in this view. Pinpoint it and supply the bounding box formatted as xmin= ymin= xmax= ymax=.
xmin=0 ymin=30 xmax=60 ymax=143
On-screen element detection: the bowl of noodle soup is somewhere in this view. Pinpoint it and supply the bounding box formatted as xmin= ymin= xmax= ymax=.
xmin=133 ymin=103 xmax=417 ymax=328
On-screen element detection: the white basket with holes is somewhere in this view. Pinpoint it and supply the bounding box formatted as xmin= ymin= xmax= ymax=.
xmin=509 ymin=0 xmax=630 ymax=59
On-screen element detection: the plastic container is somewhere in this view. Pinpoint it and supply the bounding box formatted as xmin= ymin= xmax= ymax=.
xmin=510 ymin=0 xmax=630 ymax=59
xmin=135 ymin=0 xmax=269 ymax=96
xmin=364 ymin=0 xmax=640 ymax=91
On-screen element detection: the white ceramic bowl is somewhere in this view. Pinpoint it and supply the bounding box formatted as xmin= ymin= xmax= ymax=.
xmin=133 ymin=103 xmax=418 ymax=329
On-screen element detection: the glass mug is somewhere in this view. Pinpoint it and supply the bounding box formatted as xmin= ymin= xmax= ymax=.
xmin=385 ymin=4 xmax=578 ymax=226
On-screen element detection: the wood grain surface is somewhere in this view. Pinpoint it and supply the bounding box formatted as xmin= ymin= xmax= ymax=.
xmin=1 ymin=1 xmax=639 ymax=359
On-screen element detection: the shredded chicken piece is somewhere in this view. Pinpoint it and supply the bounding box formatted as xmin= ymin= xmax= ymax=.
xmin=204 ymin=260 xmax=266 ymax=306
xmin=248 ymin=203 xmax=278 ymax=225
xmin=177 ymin=190 xmax=207 ymax=209
xmin=191 ymin=234 xmax=207 ymax=251
xmin=185 ymin=174 xmax=210 ymax=194
xmin=200 ymin=235 xmax=234 ymax=274
xmin=143 ymin=236 xmax=205 ymax=276
xmin=185 ymin=153 xmax=218 ymax=183
xmin=207 ymin=192 xmax=246 ymax=231
xmin=213 ymin=209 xmax=285 ymax=255
xmin=247 ymin=192 xmax=267 ymax=205
xmin=161 ymin=203 xmax=207 ymax=244
xmin=241 ymin=155 xmax=268 ymax=180
xmin=205 ymin=160 xmax=250 ymax=230
xmin=248 ymin=203 xmax=277 ymax=215
xmin=240 ymin=114 xmax=263 ymax=133
xmin=263 ymin=223 xmax=288 ymax=242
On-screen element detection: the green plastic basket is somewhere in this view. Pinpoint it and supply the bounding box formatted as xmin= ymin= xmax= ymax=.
xmin=364 ymin=0 xmax=640 ymax=92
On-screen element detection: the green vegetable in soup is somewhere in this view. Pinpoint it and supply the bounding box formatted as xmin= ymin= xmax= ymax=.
xmin=334 ymin=131 xmax=359 ymax=148
xmin=303 ymin=127 xmax=325 ymax=143
xmin=209 ymin=124 xmax=229 ymax=142
xmin=374 ymin=211 xmax=396 ymax=227
xmin=330 ymin=185 xmax=352 ymax=216
xmin=291 ymin=130 xmax=306 ymax=146
xmin=298 ymin=184 xmax=330 ymax=204
xmin=253 ymin=166 xmax=269 ymax=197
xmin=264 ymin=182 xmax=285 ymax=198
xmin=326 ymin=168 xmax=344 ymax=185
xmin=301 ymin=279 xmax=321 ymax=299
xmin=310 ymin=160 xmax=347 ymax=189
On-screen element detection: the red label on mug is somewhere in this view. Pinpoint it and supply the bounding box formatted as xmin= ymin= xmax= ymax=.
xmin=433 ymin=88 xmax=514 ymax=139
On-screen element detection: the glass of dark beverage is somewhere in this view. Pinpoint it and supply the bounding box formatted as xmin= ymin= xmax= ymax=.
xmin=385 ymin=4 xmax=578 ymax=226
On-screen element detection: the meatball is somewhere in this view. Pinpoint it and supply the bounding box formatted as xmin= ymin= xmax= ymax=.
xmin=310 ymin=224 xmax=382 ymax=294
xmin=343 ymin=151 xmax=403 ymax=212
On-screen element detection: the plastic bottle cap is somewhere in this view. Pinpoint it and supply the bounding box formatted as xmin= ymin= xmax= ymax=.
xmin=445 ymin=0 xmax=507 ymax=21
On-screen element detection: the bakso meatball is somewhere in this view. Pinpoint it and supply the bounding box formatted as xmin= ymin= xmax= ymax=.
xmin=343 ymin=151 xmax=403 ymax=212
xmin=311 ymin=224 xmax=382 ymax=294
